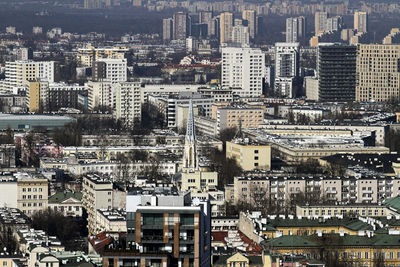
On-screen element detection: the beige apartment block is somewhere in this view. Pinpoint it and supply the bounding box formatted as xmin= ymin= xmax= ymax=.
xmin=82 ymin=174 xmax=113 ymax=235
xmin=356 ymin=44 xmax=400 ymax=102
xmin=226 ymin=140 xmax=271 ymax=171
xmin=17 ymin=177 xmax=48 ymax=216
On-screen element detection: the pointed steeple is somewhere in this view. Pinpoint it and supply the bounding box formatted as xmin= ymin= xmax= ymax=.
xmin=183 ymin=99 xmax=198 ymax=171
xmin=185 ymin=98 xmax=196 ymax=143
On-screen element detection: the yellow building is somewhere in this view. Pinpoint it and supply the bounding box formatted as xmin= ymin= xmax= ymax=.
xmin=220 ymin=12 xmax=233 ymax=44
xmin=77 ymin=46 xmax=128 ymax=67
xmin=296 ymin=204 xmax=399 ymax=218
xmin=356 ymin=44 xmax=400 ymax=102
xmin=181 ymin=171 xmax=218 ymax=192
xmin=213 ymin=252 xmax=273 ymax=267
xmin=226 ymin=140 xmax=271 ymax=171
xmin=28 ymin=81 xmax=45 ymax=112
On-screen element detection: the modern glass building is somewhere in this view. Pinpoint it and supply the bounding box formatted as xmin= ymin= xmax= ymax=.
xmin=317 ymin=43 xmax=357 ymax=102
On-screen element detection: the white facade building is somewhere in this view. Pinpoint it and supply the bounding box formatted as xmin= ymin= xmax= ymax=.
xmin=231 ymin=25 xmax=250 ymax=46
xmin=221 ymin=46 xmax=265 ymax=98
xmin=115 ymin=82 xmax=141 ymax=126
xmin=2 ymin=61 xmax=57 ymax=93
xmin=97 ymin=58 xmax=127 ymax=83
xmin=274 ymin=42 xmax=300 ymax=98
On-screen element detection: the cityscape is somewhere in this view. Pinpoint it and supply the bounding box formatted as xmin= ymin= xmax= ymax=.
xmin=0 ymin=0 xmax=400 ymax=266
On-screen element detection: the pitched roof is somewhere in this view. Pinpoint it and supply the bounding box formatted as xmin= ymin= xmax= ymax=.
xmin=48 ymin=191 xmax=82 ymax=203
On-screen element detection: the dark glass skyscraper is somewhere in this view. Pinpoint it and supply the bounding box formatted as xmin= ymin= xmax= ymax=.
xmin=317 ymin=44 xmax=356 ymax=102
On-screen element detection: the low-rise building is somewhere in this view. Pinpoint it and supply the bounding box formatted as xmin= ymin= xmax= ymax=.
xmin=216 ymin=106 xmax=264 ymax=135
xmin=296 ymin=203 xmax=400 ymax=218
xmin=233 ymin=175 xmax=400 ymax=207
xmin=226 ymin=139 xmax=271 ymax=171
xmin=95 ymin=208 xmax=126 ymax=234
xmin=0 ymin=208 xmax=30 ymax=233
xmin=48 ymin=191 xmax=83 ymax=217
xmin=17 ymin=229 xmax=64 ymax=254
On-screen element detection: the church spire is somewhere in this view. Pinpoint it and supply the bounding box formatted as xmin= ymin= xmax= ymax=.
xmin=183 ymin=99 xmax=198 ymax=171
xmin=186 ymin=98 xmax=196 ymax=143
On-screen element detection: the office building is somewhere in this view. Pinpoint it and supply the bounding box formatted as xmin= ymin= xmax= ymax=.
xmin=162 ymin=18 xmax=173 ymax=41
xmin=92 ymin=58 xmax=127 ymax=83
xmin=317 ymin=43 xmax=357 ymax=102
xmin=286 ymin=17 xmax=305 ymax=43
xmin=354 ymin=11 xmax=368 ymax=33
xmin=242 ymin=10 xmax=256 ymax=39
xmin=115 ymin=82 xmax=142 ymax=127
xmin=220 ymin=12 xmax=233 ymax=44
xmin=221 ymin=46 xmax=265 ymax=97
xmin=356 ymin=44 xmax=400 ymax=102
xmin=274 ymin=42 xmax=300 ymax=98
xmin=231 ymin=25 xmax=250 ymax=46
xmin=226 ymin=139 xmax=271 ymax=171
xmin=173 ymin=12 xmax=190 ymax=41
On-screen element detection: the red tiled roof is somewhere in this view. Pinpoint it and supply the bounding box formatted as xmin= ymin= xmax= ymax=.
xmin=238 ymin=230 xmax=263 ymax=254
xmin=211 ymin=231 xmax=228 ymax=243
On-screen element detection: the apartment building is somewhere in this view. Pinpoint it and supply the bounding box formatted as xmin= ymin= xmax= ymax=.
xmin=92 ymin=58 xmax=127 ymax=83
xmin=220 ymin=12 xmax=233 ymax=44
xmin=86 ymin=81 xmax=113 ymax=111
xmin=17 ymin=175 xmax=48 ymax=216
xmin=77 ymin=46 xmax=128 ymax=67
xmin=354 ymin=11 xmax=368 ymax=33
xmin=231 ymin=25 xmax=250 ymax=46
xmin=296 ymin=203 xmax=400 ymax=218
xmin=82 ymin=174 xmax=113 ymax=235
xmin=356 ymin=44 xmax=400 ymax=102
xmin=149 ymin=93 xmax=214 ymax=129
xmin=141 ymin=84 xmax=201 ymax=103
xmin=226 ymin=139 xmax=271 ymax=171
xmin=3 ymin=61 xmax=57 ymax=93
xmin=216 ymin=106 xmax=264 ymax=135
xmin=274 ymin=42 xmax=300 ymax=98
xmin=233 ymin=175 xmax=400 ymax=207
xmin=115 ymin=82 xmax=141 ymax=126
xmin=242 ymin=10 xmax=256 ymax=39
xmin=221 ymin=46 xmax=265 ymax=98
xmin=286 ymin=17 xmax=306 ymax=43
xmin=101 ymin=188 xmax=211 ymax=267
